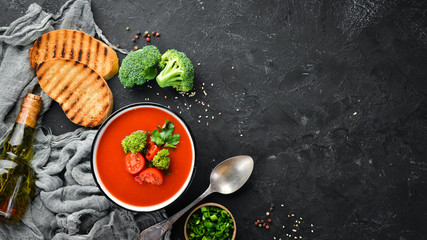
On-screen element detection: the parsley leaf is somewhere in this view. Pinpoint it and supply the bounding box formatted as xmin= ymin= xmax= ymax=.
xmin=150 ymin=120 xmax=180 ymax=148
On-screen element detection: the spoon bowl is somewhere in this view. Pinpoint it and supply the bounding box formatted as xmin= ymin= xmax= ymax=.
xmin=139 ymin=155 xmax=254 ymax=240
xmin=209 ymin=156 xmax=254 ymax=194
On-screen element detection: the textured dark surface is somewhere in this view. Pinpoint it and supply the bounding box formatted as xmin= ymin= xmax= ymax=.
xmin=1 ymin=0 xmax=427 ymax=239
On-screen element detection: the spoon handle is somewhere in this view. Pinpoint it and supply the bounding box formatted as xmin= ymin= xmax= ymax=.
xmin=139 ymin=186 xmax=213 ymax=240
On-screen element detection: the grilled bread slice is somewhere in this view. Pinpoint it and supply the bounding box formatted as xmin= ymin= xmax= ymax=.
xmin=36 ymin=59 xmax=113 ymax=127
xmin=29 ymin=29 xmax=119 ymax=80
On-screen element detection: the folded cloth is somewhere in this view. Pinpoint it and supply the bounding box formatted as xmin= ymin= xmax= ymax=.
xmin=0 ymin=1 xmax=170 ymax=239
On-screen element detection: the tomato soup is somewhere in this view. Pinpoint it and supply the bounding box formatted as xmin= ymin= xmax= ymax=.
xmin=93 ymin=104 xmax=195 ymax=211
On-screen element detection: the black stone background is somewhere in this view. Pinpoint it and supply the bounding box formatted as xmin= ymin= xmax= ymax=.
xmin=1 ymin=0 xmax=427 ymax=239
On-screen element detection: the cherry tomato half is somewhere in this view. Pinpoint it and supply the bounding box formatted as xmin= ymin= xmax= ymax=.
xmin=145 ymin=144 xmax=159 ymax=161
xmin=136 ymin=168 xmax=163 ymax=185
xmin=125 ymin=152 xmax=145 ymax=174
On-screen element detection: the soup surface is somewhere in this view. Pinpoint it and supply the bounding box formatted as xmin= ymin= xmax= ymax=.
xmin=95 ymin=106 xmax=194 ymax=207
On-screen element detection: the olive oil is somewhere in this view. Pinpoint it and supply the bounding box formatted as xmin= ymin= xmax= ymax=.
xmin=0 ymin=94 xmax=42 ymax=222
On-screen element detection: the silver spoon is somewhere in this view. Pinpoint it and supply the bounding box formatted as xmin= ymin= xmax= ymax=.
xmin=139 ymin=155 xmax=254 ymax=240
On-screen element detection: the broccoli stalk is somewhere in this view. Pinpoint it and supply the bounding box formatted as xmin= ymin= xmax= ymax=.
xmin=152 ymin=149 xmax=170 ymax=170
xmin=156 ymin=49 xmax=194 ymax=92
xmin=119 ymin=45 xmax=161 ymax=88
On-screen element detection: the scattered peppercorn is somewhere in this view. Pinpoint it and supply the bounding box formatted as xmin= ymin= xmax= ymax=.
xmin=152 ymin=31 xmax=156 ymax=35
xmin=126 ymin=27 xmax=130 ymax=31
xmin=146 ymin=38 xmax=151 ymax=42
xmin=258 ymin=224 xmax=262 ymax=228
xmin=266 ymin=225 xmax=270 ymax=229
xmin=268 ymin=219 xmax=272 ymax=223
xmin=143 ymin=32 xmax=148 ymax=37
xmin=132 ymin=38 xmax=136 ymax=42
xmin=136 ymin=31 xmax=141 ymax=35
xmin=135 ymin=35 xmax=139 ymax=39
xmin=134 ymin=46 xmax=139 ymax=50
xmin=155 ymin=32 xmax=160 ymax=37
xmin=262 ymin=223 xmax=266 ymax=227
xmin=261 ymin=220 xmax=264 ymax=223
xmin=115 ymin=44 xmax=120 ymax=48
xmin=147 ymin=34 xmax=151 ymax=38
xmin=254 ymin=221 xmax=258 ymax=226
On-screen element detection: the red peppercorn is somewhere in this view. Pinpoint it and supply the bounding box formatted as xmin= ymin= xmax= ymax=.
xmin=257 ymin=220 xmax=260 ymax=224
xmin=134 ymin=35 xmax=139 ymax=39
xmin=147 ymin=34 xmax=151 ymax=38
xmin=265 ymin=225 xmax=270 ymax=229
xmin=146 ymin=38 xmax=151 ymax=42
xmin=155 ymin=32 xmax=160 ymax=37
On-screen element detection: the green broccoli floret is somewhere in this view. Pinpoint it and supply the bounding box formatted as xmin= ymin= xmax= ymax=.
xmin=156 ymin=49 xmax=194 ymax=92
xmin=119 ymin=45 xmax=161 ymax=88
xmin=152 ymin=149 xmax=170 ymax=170
xmin=121 ymin=131 xmax=148 ymax=153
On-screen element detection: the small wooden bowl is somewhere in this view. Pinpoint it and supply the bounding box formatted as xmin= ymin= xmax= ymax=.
xmin=184 ymin=202 xmax=237 ymax=240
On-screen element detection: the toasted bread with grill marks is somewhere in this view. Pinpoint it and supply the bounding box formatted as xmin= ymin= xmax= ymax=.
xmin=36 ymin=59 xmax=113 ymax=127
xmin=29 ymin=29 xmax=119 ymax=80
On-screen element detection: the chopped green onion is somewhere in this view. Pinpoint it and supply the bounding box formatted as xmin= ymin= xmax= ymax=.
xmin=187 ymin=205 xmax=234 ymax=240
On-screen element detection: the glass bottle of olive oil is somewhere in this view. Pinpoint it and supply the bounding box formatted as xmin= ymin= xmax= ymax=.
xmin=0 ymin=93 xmax=42 ymax=222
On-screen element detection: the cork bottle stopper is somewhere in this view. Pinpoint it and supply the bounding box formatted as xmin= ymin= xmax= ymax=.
xmin=16 ymin=93 xmax=43 ymax=128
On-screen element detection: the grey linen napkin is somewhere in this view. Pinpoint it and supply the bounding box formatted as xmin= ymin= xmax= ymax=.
xmin=0 ymin=0 xmax=170 ymax=239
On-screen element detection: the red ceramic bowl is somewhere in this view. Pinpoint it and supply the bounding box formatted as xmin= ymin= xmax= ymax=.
xmin=91 ymin=103 xmax=196 ymax=212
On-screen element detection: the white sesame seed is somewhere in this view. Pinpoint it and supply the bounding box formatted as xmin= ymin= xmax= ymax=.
xmin=205 ymin=116 xmax=208 ymax=118
xmin=211 ymin=83 xmax=213 ymax=86
xmin=232 ymin=66 xmax=234 ymax=69
xmin=240 ymin=134 xmax=243 ymax=136
xmin=236 ymin=109 xmax=239 ymax=111
xmin=175 ymin=97 xmax=178 ymax=99
xmin=219 ymin=112 xmax=222 ymax=115
xmin=156 ymin=93 xmax=159 ymax=95
xmin=283 ymin=225 xmax=285 ymax=229
xmin=212 ymin=116 xmax=214 ymax=119
xmin=177 ymin=106 xmax=180 ymax=108
xmin=203 ymin=90 xmax=207 ymax=96
xmin=198 ymin=120 xmax=200 ymax=123
xmin=310 ymin=224 xmax=313 ymax=227
xmin=292 ymin=229 xmax=297 ymax=232
xmin=198 ymin=63 xmax=201 ymax=66
xmin=281 ymin=204 xmax=284 ymax=207
xmin=199 ymin=116 xmax=201 ymax=118
xmin=205 ymin=109 xmax=208 ymax=112
xmin=311 ymin=230 xmax=314 ymax=233
xmin=202 ymin=82 xmax=205 ymax=85
xmin=353 ymin=112 xmax=357 ymax=115
xmin=164 ymin=96 xmax=167 ymax=99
